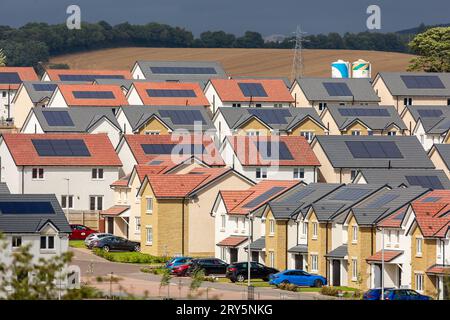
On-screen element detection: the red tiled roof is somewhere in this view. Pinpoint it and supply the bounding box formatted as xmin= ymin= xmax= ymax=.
xmin=378 ymin=207 xmax=408 ymax=228
xmin=217 ymin=236 xmax=248 ymax=247
xmin=132 ymin=82 xmax=209 ymax=106
xmin=124 ymin=134 xmax=224 ymax=167
xmin=0 ymin=67 xmax=39 ymax=90
xmin=2 ymin=133 xmax=122 ymax=166
xmin=366 ymin=250 xmax=403 ymax=262
xmin=210 ymin=78 xmax=294 ymax=103
xmin=135 ymin=165 xmax=170 ymax=182
xmin=227 ymin=136 xmax=320 ymax=166
xmin=426 ymin=264 xmax=450 ymax=275
xmin=45 ymin=69 xmax=132 ymax=81
xmin=57 ymin=84 xmax=129 ymax=107
xmin=101 ymin=205 xmax=130 ymax=216
xmin=111 ymin=175 xmax=130 ymax=187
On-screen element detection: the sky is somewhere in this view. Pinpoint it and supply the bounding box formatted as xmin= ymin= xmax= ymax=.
xmin=1 ymin=0 xmax=449 ymax=36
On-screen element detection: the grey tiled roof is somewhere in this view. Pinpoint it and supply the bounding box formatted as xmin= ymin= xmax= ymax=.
xmin=325 ymin=245 xmax=348 ymax=258
xmin=326 ymin=105 xmax=407 ymax=131
xmin=314 ymin=135 xmax=435 ymax=169
xmin=405 ymin=106 xmax=450 ymax=134
xmin=434 ymin=144 xmax=450 ymax=169
xmin=357 ymin=169 xmax=450 ymax=189
xmin=22 ymin=81 xmax=80 ymax=104
xmin=288 ymin=244 xmax=308 ymax=253
xmin=248 ymin=237 xmax=265 ymax=251
xmin=0 ymin=194 xmax=71 ymax=234
xmin=377 ymin=72 xmax=450 ymax=97
xmin=0 ymin=183 xmax=10 ymax=194
xmin=296 ymin=78 xmax=380 ymax=102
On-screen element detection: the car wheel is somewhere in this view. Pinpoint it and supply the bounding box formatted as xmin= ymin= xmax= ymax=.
xmin=314 ymin=279 xmax=323 ymax=288
xmin=103 ymin=245 xmax=110 ymax=252
xmin=134 ymin=245 xmax=140 ymax=252
xmin=236 ymin=274 xmax=246 ymax=282
xmin=282 ymin=280 xmax=290 ymax=285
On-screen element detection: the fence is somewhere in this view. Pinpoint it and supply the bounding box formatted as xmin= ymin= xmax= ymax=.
xmin=67 ymin=211 xmax=102 ymax=230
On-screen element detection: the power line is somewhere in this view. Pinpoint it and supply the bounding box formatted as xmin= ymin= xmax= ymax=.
xmin=291 ymin=25 xmax=309 ymax=82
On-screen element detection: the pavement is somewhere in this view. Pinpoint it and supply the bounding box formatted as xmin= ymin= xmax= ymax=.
xmin=71 ymin=248 xmax=335 ymax=300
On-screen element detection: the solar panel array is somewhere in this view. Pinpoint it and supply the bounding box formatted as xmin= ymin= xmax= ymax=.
xmin=254 ymin=141 xmax=294 ymax=160
xmin=141 ymin=143 xmax=205 ymax=155
xmin=365 ymin=194 xmax=399 ymax=209
xmin=338 ymin=108 xmax=390 ymax=117
xmin=323 ymin=82 xmax=353 ymax=96
xmin=159 ymin=109 xmax=206 ymax=125
xmin=59 ymin=74 xmax=125 ymax=81
xmin=32 ymin=139 xmax=91 ymax=157
xmin=435 ymin=119 xmax=450 ymax=130
xmin=146 ymin=89 xmax=197 ymax=98
xmin=0 ymin=72 xmax=22 ymax=84
xmin=422 ymin=196 xmax=442 ymax=203
xmin=401 ymin=75 xmax=445 ymax=89
xmin=150 ymin=66 xmax=217 ymax=75
xmin=242 ymin=186 xmax=286 ymax=208
xmin=32 ymin=83 xmax=58 ymax=92
xmin=279 ymin=187 xmax=316 ymax=203
xmin=417 ymin=109 xmax=444 ymax=118
xmin=72 ymin=91 xmax=116 ymax=99
xmin=331 ymin=188 xmax=372 ymax=201
xmin=405 ymin=176 xmax=444 ymax=189
xmin=42 ymin=111 xmax=75 ymax=127
xmin=238 ymin=83 xmax=268 ymax=97
xmin=345 ymin=141 xmax=403 ymax=159
xmin=0 ymin=201 xmax=55 ymax=214
xmin=248 ymin=109 xmax=292 ymax=124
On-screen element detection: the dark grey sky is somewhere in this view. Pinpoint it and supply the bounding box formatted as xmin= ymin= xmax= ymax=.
xmin=2 ymin=0 xmax=449 ymax=36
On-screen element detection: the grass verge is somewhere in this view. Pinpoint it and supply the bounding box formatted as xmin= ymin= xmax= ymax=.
xmin=69 ymin=240 xmax=86 ymax=248
xmin=93 ymin=248 xmax=170 ymax=264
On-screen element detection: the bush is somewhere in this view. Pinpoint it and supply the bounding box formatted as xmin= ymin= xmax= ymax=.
xmin=92 ymin=248 xmax=170 ymax=264
xmin=277 ymin=283 xmax=299 ymax=292
xmin=320 ymin=286 xmax=341 ymax=296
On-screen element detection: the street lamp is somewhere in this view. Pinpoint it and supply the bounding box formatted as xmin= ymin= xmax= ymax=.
xmin=381 ymin=227 xmax=385 ymax=300
xmin=64 ymin=178 xmax=70 ymax=216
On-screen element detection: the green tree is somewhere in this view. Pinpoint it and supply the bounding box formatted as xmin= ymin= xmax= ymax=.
xmin=0 ymin=49 xmax=5 ymax=66
xmin=408 ymin=27 xmax=450 ymax=72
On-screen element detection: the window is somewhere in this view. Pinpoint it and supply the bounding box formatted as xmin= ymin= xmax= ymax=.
xmin=255 ymin=103 xmax=262 ymax=108
xmin=220 ymin=247 xmax=226 ymax=260
xmin=246 ymin=130 xmax=260 ymax=136
xmin=352 ymin=259 xmax=358 ymax=281
xmin=92 ymin=168 xmax=104 ymax=180
xmin=255 ymin=167 xmax=267 ymax=179
xmin=2 ymin=91 xmax=6 ymax=98
xmin=293 ymin=168 xmax=305 ymax=179
xmin=61 ymin=195 xmax=73 ymax=209
xmin=274 ymin=103 xmax=282 ymax=108
xmin=416 ymin=238 xmax=423 ymax=256
xmin=447 ymin=99 xmax=450 ymax=106
xmin=351 ymin=130 xmax=361 ymax=136
xmin=135 ymin=217 xmax=141 ymax=233
xmin=311 ymin=255 xmax=318 ymax=272
xmin=318 ymin=102 xmax=327 ymax=111
xmin=40 ymin=236 xmax=55 ymax=250
xmin=221 ymin=214 xmax=226 ymax=230
xmin=12 ymin=236 xmax=22 ymax=248
xmin=415 ymin=273 xmax=424 ymax=292
xmin=404 ymin=97 xmax=413 ymax=106
xmin=146 ymin=197 xmax=153 ymax=214
xmin=269 ymin=252 xmax=275 ymax=268
xmin=269 ymin=219 xmax=275 ymax=235
xmin=232 ymin=103 xmax=241 ymax=108
xmin=312 ymin=222 xmax=318 ymax=239
xmin=302 ymin=222 xmax=308 ymax=237
xmin=352 ymin=226 xmax=358 ymax=243
xmin=300 ymin=131 xmax=314 ymax=142
xmin=146 ymin=226 xmax=153 ymax=245
xmin=89 ymin=196 xmax=103 ymax=211
xmin=350 ymin=169 xmax=358 ymax=181
xmin=387 ymin=131 xmax=397 ymax=136
xmin=368 ymin=130 xmax=374 ymax=136
xmin=145 ymin=131 xmax=160 ymax=135
xmin=32 ymin=168 xmax=44 ymax=180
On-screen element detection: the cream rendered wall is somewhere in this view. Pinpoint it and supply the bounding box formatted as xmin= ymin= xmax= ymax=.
xmin=89 ymin=120 xmax=122 ymax=148
xmin=126 ymin=86 xmax=144 ymax=105
xmin=240 ymin=166 xmax=315 ymax=182
xmin=213 ymin=111 xmax=233 ymax=144
xmin=372 ymin=77 xmax=397 ymax=110
xmin=131 ymin=64 xmax=146 ymax=80
xmin=320 ymin=109 xmax=340 ymax=135
xmin=0 ymin=141 xmax=21 ymax=193
xmin=414 ymin=121 xmax=443 ymax=151
xmin=401 ymin=109 xmax=416 ymax=135
xmin=0 ymin=90 xmax=17 ymax=120
xmin=116 ymin=110 xmax=133 ymax=134
xmin=48 ymin=89 xmax=68 ymax=108
xmin=11 ymin=86 xmax=34 ymax=129
xmin=311 ymin=141 xmax=341 ymax=183
xmin=204 ymin=83 xmax=222 ymax=114
xmin=290 ymin=82 xmax=312 ymax=108
xmin=116 ymin=140 xmax=138 ymax=176
xmin=20 ymin=112 xmax=44 ymax=134
xmin=429 ymin=149 xmax=450 ymax=179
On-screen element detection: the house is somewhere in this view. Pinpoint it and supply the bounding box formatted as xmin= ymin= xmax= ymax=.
xmin=220 ymin=135 xmax=320 ymax=182
xmin=116 ymin=105 xmax=215 ymax=136
xmin=320 ymin=105 xmax=407 ymax=136
xmin=137 ymin=167 xmax=254 ymax=257
xmin=116 ymin=134 xmax=224 ymax=175
xmin=290 ymin=78 xmax=380 ymax=114
xmin=0 ymin=67 xmax=39 ymax=122
xmin=131 ymin=60 xmax=227 ymax=87
xmin=428 ymin=144 xmax=450 ymax=180
xmin=372 ymin=72 xmax=450 ymax=114
xmin=211 ymin=180 xmax=300 ymax=264
xmin=41 ymin=69 xmax=132 ymax=82
xmin=0 ymin=133 xmax=122 ymax=211
xmin=213 ymin=107 xmax=326 ymax=143
xmin=204 ymin=79 xmax=295 ymax=114
xmin=354 ymin=168 xmax=450 ymax=189
xmin=311 ymin=135 xmax=435 ymax=183
xmin=126 ymin=82 xmax=210 ymax=107
xmin=400 ymin=105 xmax=449 ymax=135
xmin=21 ymin=107 xmax=122 ymax=147
xmin=333 ymin=187 xmax=428 ymax=291
xmin=48 ymin=84 xmax=129 ymax=108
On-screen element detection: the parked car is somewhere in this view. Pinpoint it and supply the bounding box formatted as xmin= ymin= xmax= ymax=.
xmin=384 ymin=289 xmax=432 ymax=300
xmin=90 ymin=236 xmax=140 ymax=252
xmin=269 ymin=270 xmax=327 ymax=287
xmin=363 ymin=287 xmax=394 ymax=300
xmin=226 ymin=262 xmax=279 ymax=282
xmin=85 ymin=233 xmax=113 ymax=247
xmin=171 ymin=263 xmax=191 ymax=277
xmin=165 ymin=257 xmax=192 ymax=270
xmin=70 ymin=224 xmax=97 ymax=240
xmin=186 ymin=258 xmax=228 ymax=276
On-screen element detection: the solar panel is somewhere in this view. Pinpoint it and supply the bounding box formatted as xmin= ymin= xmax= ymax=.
xmin=42 ymin=111 xmax=74 ymax=126
xmin=417 ymin=109 xmax=444 ymax=118
xmin=254 ymin=141 xmax=294 ymax=160
xmin=72 ymin=91 xmax=116 ymax=99
xmin=323 ymin=82 xmax=353 ymax=96
xmin=0 ymin=72 xmax=22 ymax=84
xmin=59 ymin=74 xmax=125 ymax=81
xmin=405 ymin=176 xmax=444 ymax=189
xmin=238 ymin=83 xmax=268 ymax=97
xmin=32 ymin=139 xmax=90 ymax=157
xmin=279 ymin=187 xmax=316 ymax=203
xmin=338 ymin=108 xmax=390 ymax=117
xmin=32 ymin=83 xmax=58 ymax=92
xmin=146 ymin=89 xmax=197 ymax=98
xmin=365 ymin=194 xmax=399 ymax=209
xmin=436 ymin=119 xmax=450 ymax=130
xmin=393 ymin=211 xmax=406 ymax=220
xmin=242 ymin=187 xmax=286 ymax=208
xmin=149 ymin=160 xmax=163 ymax=165
xmin=345 ymin=141 xmax=403 ymax=159
xmin=422 ymin=197 xmax=442 ymax=203
xmin=150 ymin=66 xmax=217 ymax=75
xmin=158 ymin=109 xmax=205 ymax=125
xmin=331 ymin=188 xmax=371 ymax=201
xmin=248 ymin=109 xmax=292 ymax=124
xmin=401 ymin=75 xmax=445 ymax=89
xmin=141 ymin=144 xmax=205 ymax=155
xmin=0 ymin=201 xmax=55 ymax=214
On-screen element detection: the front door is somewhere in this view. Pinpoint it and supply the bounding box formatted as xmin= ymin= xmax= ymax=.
xmin=332 ymin=260 xmax=341 ymax=286
xmin=251 ymin=251 xmax=259 ymax=262
xmin=295 ymin=254 xmax=303 ymax=270
xmin=374 ymin=264 xmax=382 ymax=288
xmin=229 ymin=248 xmax=238 ymax=263
xmin=107 ymin=217 xmax=114 ymax=234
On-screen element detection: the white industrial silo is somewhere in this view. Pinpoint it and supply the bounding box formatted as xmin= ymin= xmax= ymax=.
xmin=331 ymin=60 xmax=350 ymax=78
xmin=352 ymin=59 xmax=371 ymax=78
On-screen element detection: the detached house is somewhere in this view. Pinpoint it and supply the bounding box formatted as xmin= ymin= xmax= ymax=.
xmin=0 ymin=133 xmax=122 ymax=212
xmin=42 ymin=69 xmax=132 ymax=82
xmin=428 ymin=144 xmax=450 ymax=180
xmin=204 ymin=79 xmax=294 ymax=114
xmin=400 ymin=105 xmax=449 ymax=137
xmin=221 ymin=135 xmax=320 ymax=182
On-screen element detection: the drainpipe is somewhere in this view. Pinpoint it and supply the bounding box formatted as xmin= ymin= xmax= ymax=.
xmin=21 ymin=166 xmax=25 ymax=194
xmin=339 ymin=168 xmax=342 ymax=184
xmin=182 ymin=198 xmax=186 ymax=256
xmin=313 ymin=166 xmax=317 ymax=182
xmin=285 ymin=222 xmax=289 ymax=269
xmin=325 ymin=222 xmax=329 ymax=280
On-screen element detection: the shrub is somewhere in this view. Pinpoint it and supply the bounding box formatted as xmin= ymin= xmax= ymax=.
xmin=320 ymin=286 xmax=341 ymax=296
xmin=92 ymin=248 xmax=170 ymax=264
xmin=277 ymin=283 xmax=299 ymax=292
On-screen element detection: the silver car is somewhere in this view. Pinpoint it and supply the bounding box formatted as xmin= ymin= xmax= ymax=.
xmin=84 ymin=233 xmax=113 ymax=247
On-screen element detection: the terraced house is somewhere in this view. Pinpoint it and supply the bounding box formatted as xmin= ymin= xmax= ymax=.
xmin=428 ymin=144 xmax=450 ymax=180
xmin=41 ymin=69 xmax=132 ymax=82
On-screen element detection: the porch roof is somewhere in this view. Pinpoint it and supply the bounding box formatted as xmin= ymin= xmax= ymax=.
xmin=325 ymin=245 xmax=348 ymax=258
xmin=216 ymin=235 xmax=248 ymax=247
xmin=426 ymin=264 xmax=450 ymax=275
xmin=366 ymin=250 xmax=403 ymax=263
xmin=101 ymin=205 xmax=130 ymax=217
xmin=248 ymin=237 xmax=265 ymax=251
xmin=288 ymin=244 xmax=308 ymax=253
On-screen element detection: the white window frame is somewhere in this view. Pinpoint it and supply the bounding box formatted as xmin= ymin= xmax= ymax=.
xmin=135 ymin=217 xmax=141 ymax=233
xmin=220 ymin=214 xmax=226 ymax=231
xmin=89 ymin=196 xmax=103 ymax=211
xmin=269 ymin=251 xmax=275 ymax=268
xmin=145 ymin=197 xmax=153 ymax=214
xmin=318 ymin=102 xmax=327 ymax=111
xmin=40 ymin=235 xmax=55 ymax=251
xmin=220 ymin=247 xmax=226 ymax=261
xmin=300 ymin=131 xmax=314 ymax=142
xmin=92 ymin=168 xmax=104 ymax=180
xmin=301 ymin=221 xmax=308 ymax=238
xmin=352 ymin=225 xmax=358 ymax=243
xmin=416 ymin=237 xmax=423 ymax=257
xmin=32 ymin=168 xmax=44 ymax=180
xmin=146 ymin=226 xmax=153 ymax=245
xmin=312 ymin=222 xmax=318 ymax=240
xmin=311 ymin=254 xmax=318 ymax=272
xmin=352 ymin=258 xmax=358 ymax=281
xmin=255 ymin=167 xmax=267 ymax=180
xmin=145 ymin=130 xmax=160 ymax=135
xmin=61 ymin=195 xmax=74 ymax=209
xmin=269 ymin=219 xmax=275 ymax=236
xmin=350 ymin=169 xmax=358 ymax=181
xmin=415 ymin=272 xmax=424 ymax=292
xmin=387 ymin=131 xmax=397 ymax=136
xmin=246 ymin=130 xmax=261 ymax=136
xmin=293 ymin=167 xmax=305 ymax=179
xmin=351 ymin=130 xmax=361 ymax=136
xmin=12 ymin=236 xmax=22 ymax=248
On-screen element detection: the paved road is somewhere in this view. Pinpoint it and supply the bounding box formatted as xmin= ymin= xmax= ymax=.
xmin=71 ymin=248 xmax=334 ymax=300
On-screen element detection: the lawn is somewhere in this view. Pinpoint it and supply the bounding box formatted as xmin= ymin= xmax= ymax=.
xmin=69 ymin=240 xmax=86 ymax=248
xmin=217 ymin=278 xmax=274 ymax=288
xmin=92 ymin=248 xmax=170 ymax=264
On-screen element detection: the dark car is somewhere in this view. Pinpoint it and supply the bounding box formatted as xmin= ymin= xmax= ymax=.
xmin=226 ymin=262 xmax=279 ymax=282
xmin=90 ymin=236 xmax=140 ymax=252
xmin=363 ymin=288 xmax=394 ymax=300
xmin=69 ymin=224 xmax=97 ymax=240
xmin=384 ymin=289 xmax=432 ymax=300
xmin=186 ymin=258 xmax=228 ymax=276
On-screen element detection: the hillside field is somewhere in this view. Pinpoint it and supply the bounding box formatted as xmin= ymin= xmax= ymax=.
xmin=50 ymin=47 xmax=416 ymax=78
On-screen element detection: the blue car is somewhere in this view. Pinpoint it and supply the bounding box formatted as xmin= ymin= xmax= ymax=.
xmin=165 ymin=257 xmax=192 ymax=270
xmin=363 ymin=288 xmax=394 ymax=300
xmin=384 ymin=289 xmax=432 ymax=300
xmin=269 ymin=270 xmax=327 ymax=287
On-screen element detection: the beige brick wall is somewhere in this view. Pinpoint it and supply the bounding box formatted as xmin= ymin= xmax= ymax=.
xmin=265 ymin=210 xmax=288 ymax=270
xmin=307 ymin=212 xmax=328 ymax=277
xmin=137 ymin=117 xmax=170 ymax=135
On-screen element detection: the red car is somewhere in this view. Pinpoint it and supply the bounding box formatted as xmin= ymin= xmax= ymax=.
xmin=70 ymin=224 xmax=97 ymax=240
xmin=171 ymin=263 xmax=190 ymax=276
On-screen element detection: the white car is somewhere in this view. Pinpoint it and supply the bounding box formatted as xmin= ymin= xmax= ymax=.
xmin=84 ymin=233 xmax=113 ymax=247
